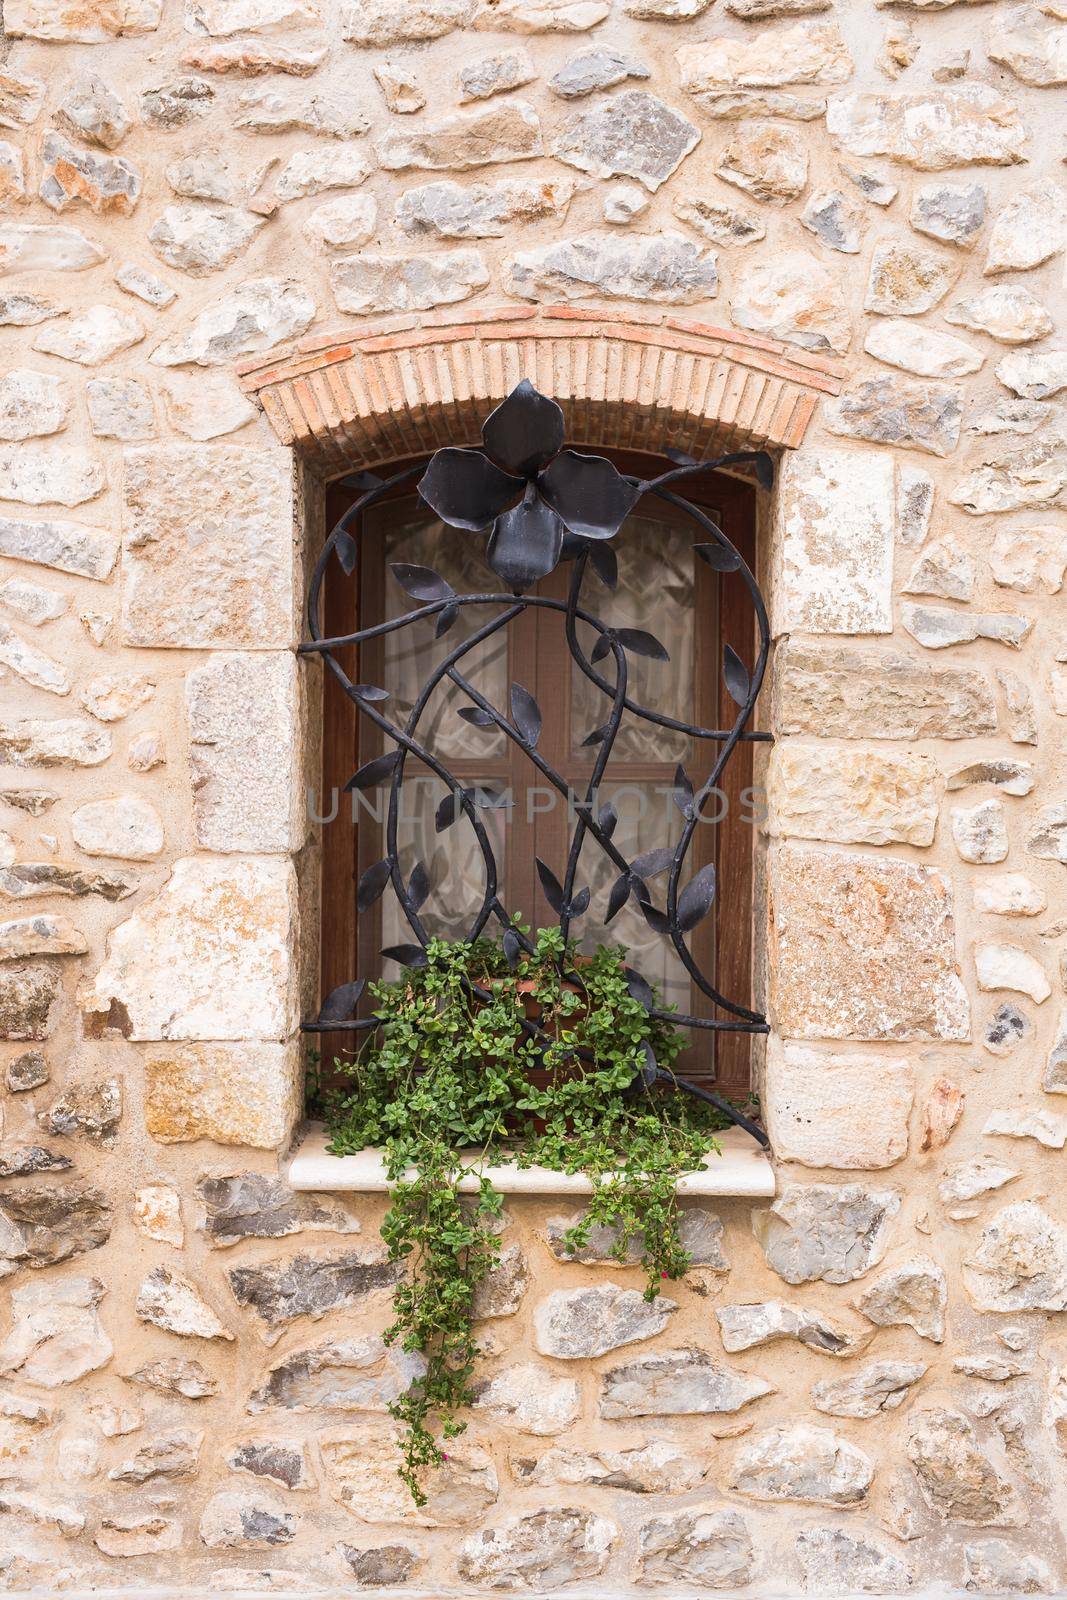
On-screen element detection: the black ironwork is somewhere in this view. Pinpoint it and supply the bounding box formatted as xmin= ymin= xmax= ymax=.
xmin=301 ymin=381 xmax=773 ymax=1147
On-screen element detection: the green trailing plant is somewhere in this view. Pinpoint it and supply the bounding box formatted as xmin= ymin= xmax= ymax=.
xmin=325 ymin=926 xmax=739 ymax=1504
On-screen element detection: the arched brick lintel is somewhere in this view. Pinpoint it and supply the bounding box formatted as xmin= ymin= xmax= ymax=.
xmin=236 ymin=304 xmax=846 ymax=477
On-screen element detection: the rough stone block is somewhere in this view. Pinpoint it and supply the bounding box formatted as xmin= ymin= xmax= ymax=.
xmin=769 ymin=845 xmax=970 ymax=1041
xmin=187 ymin=652 xmax=303 ymax=853
xmin=121 ymin=446 xmax=295 ymax=649
xmin=773 ymin=643 xmax=998 ymax=740
xmin=145 ymin=1042 xmax=301 ymax=1149
xmin=80 ymin=856 xmax=299 ymax=1042
xmin=766 ymin=744 xmax=941 ymax=846
xmin=765 ymin=1042 xmax=914 ymax=1168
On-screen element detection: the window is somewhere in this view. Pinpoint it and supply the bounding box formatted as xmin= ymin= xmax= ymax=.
xmin=320 ymin=452 xmax=757 ymax=1088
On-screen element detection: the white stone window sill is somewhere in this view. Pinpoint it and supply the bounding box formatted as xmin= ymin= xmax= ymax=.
xmin=285 ymin=1122 xmax=775 ymax=1198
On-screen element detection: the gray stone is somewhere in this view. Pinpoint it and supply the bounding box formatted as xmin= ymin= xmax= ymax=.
xmin=826 ymin=85 xmax=1027 ymax=169
xmin=40 ymin=1076 xmax=122 ymax=1143
xmin=963 ymin=1202 xmax=1067 ymax=1311
xmin=997 ymin=350 xmax=1067 ymax=402
xmin=126 ymin=1356 xmax=219 ymax=1399
xmin=57 ymin=75 xmax=131 ymax=149
xmin=544 ymin=1206 xmax=727 ymax=1269
xmin=626 ymin=0 xmax=712 ymax=10
xmin=0 ymin=1184 xmax=111 ymax=1272
xmin=0 ymin=1277 xmax=111 ymax=1387
xmin=248 ymin=1334 xmax=424 ymax=1413
xmin=774 ymin=642 xmax=997 ymax=740
xmin=227 ymin=1251 xmax=399 ymax=1343
xmin=471 ymin=0 xmax=609 ymax=27
xmin=86 ymin=378 xmax=154 ymax=441
xmin=0 ymin=624 xmax=69 ymax=696
xmin=95 ymin=1514 xmax=181 ymax=1557
xmin=554 ymin=90 xmax=698 ymax=191
xmin=0 ymin=789 xmax=57 ymax=815
xmin=800 ymin=188 xmax=863 ymax=252
xmin=321 ymin=1429 xmax=498 ymax=1525
xmin=459 ymin=48 xmax=537 ymax=101
xmin=908 ymin=1409 xmax=1022 ymax=1526
xmin=0 ymin=1145 xmax=70 ymax=1177
xmin=136 ymin=1266 xmax=234 ymax=1340
xmin=0 ymin=69 xmax=45 ymax=131
xmin=0 ymin=965 xmax=58 ymax=1040
xmin=0 ymin=223 xmax=106 ymax=276
xmin=866 ymin=241 xmax=959 ymax=314
xmin=330 ymin=249 xmax=489 ymax=314
xmin=857 ymin=1256 xmax=947 ymax=1341
xmin=1 ymin=718 xmax=111 ymax=768
xmin=0 ymin=1488 xmax=84 ymax=1538
xmin=0 ymin=292 xmax=62 ymax=326
xmin=638 ymin=1507 xmax=755 ymax=1588
xmin=230 ymin=1441 xmax=312 ymax=1490
xmin=984 ymin=1004 xmax=1031 ymax=1058
xmin=603 ymin=183 xmax=648 ymax=223
xmin=110 ymin=1429 xmax=202 ymax=1482
xmin=975 ymin=942 xmax=1051 ymax=1004
xmin=80 ymin=671 xmax=156 ymax=722
xmin=947 ymin=286 xmax=1054 ymax=345
xmin=865 ymin=320 xmax=983 ymax=379
xmin=375 ymin=102 xmax=542 ymax=172
xmin=716 ymin=121 xmax=808 ymax=201
xmin=549 ymin=49 xmax=649 ymax=98
xmin=341 ymin=0 xmax=477 ymax=44
xmin=6 ymin=1050 xmax=48 ymax=1091
xmin=796 ymin=1529 xmax=912 ymax=1593
xmin=149 ymin=204 xmax=263 ymax=276
xmin=396 ymin=178 xmax=574 ymax=239
xmin=198 ymin=1171 xmax=358 ymax=1247
xmin=903 ymin=541 xmax=976 ymax=601
xmin=951 ymin=431 xmax=1067 ymax=515
xmin=825 ymin=378 xmax=963 ymax=457
xmin=754 ymin=1185 xmax=900 ymax=1286
xmin=997 ymin=668 xmax=1038 ymax=743
xmin=731 ymin=251 xmax=850 ymax=354
xmin=234 ymin=87 xmax=368 ymax=139
xmin=0 ymin=371 xmax=67 ymax=441
xmin=457 ymin=1509 xmax=614 ymax=1590
xmin=179 ymin=38 xmax=327 ymax=73
xmin=268 ymin=148 xmax=373 ymax=206
xmin=71 ymin=794 xmax=163 ymax=859
xmin=729 ymin=1424 xmax=874 ymax=1506
xmin=200 ymin=1490 xmax=295 ymax=1549
xmin=150 ymin=278 xmax=315 ymax=367
xmin=1027 ymin=804 xmax=1067 ymax=862
xmin=672 ymin=195 xmax=764 ymax=246
xmin=952 ymin=799 xmax=1009 ymax=864
xmin=39 ymin=133 xmax=140 ymax=216
xmin=0 ymin=915 xmax=86 ymax=960
xmin=812 ymin=1360 xmax=927 ymax=1419
xmin=507 ymin=231 xmax=717 ymax=305
xmin=688 ymin=89 xmax=828 ymax=120
xmin=600 ymin=1348 xmax=775 ymax=1417
xmin=897 ymin=463 xmax=935 ymax=545
xmin=911 ymin=181 xmax=986 ymax=247
xmin=990 ymin=525 xmax=1067 ymax=593
xmin=1045 ymin=1012 xmax=1067 ymax=1094
xmin=302 ymin=194 xmax=378 ymax=251
xmin=987 ymin=7 xmax=1067 ymax=85
xmin=115 ymin=262 xmax=176 ymax=307
xmin=161 ymin=372 xmax=256 ymax=439
xmin=963 ymin=1539 xmax=1053 ymax=1593
xmin=340 ymin=1545 xmax=419 ymax=1586
xmin=473 ymin=1245 xmax=528 ymax=1318
xmin=533 ymin=1283 xmax=675 ymax=1358
xmin=953 ymin=1351 xmax=1031 ymax=1381
xmin=0 ymin=861 xmax=124 ymax=903
xmin=840 ymin=163 xmax=898 ymax=206
xmin=984 ymin=178 xmax=1067 ymax=274
xmin=473 ymin=1363 xmax=580 ymax=1435
xmin=0 ymin=445 xmax=105 ymax=507
xmin=514 ymin=1439 xmax=709 ymax=1494
xmin=140 ymin=76 xmax=214 ymax=128
xmin=716 ymin=1301 xmax=868 ymax=1357
xmin=938 ymin=1157 xmax=1019 ymax=1216
xmin=373 ymin=63 xmax=424 ymax=114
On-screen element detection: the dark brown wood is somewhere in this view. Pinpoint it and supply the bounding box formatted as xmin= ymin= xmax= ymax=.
xmin=317 ymin=454 xmax=758 ymax=1087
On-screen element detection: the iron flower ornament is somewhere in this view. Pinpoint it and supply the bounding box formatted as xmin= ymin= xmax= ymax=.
xmin=417 ymin=379 xmax=643 ymax=591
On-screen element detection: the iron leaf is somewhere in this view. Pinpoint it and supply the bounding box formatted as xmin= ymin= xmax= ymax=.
xmin=502 ymin=927 xmax=522 ymax=970
xmin=597 ymin=801 xmax=618 ymax=839
xmin=417 ymin=447 xmax=519 ymax=533
xmin=639 ymin=1038 xmax=659 ymax=1088
xmin=755 ymin=451 xmax=775 ymax=491
xmin=677 ymin=862 xmax=717 ymax=932
xmin=357 ymin=858 xmax=392 ymax=911
xmin=580 ymin=723 xmax=610 ymax=747
xmin=694 ymin=539 xmax=740 ymax=573
xmin=380 ymin=943 xmax=428 ymax=969
xmin=569 ymin=885 xmax=590 ymax=917
xmin=589 ymin=541 xmax=618 ymax=590
xmin=317 ymin=978 xmax=365 ymax=1023
xmin=723 ymin=643 xmax=751 ymax=707
xmin=482 ymin=379 xmax=564 ymax=477
xmin=537 ymin=449 xmax=641 ymax=541
xmin=486 ymin=483 xmax=565 ymax=592
xmin=630 ymin=846 xmax=674 ymax=881
xmin=605 ymin=871 xmax=631 ymax=924
xmin=637 ymin=894 xmax=671 ymax=935
xmin=389 ymin=563 xmax=456 ymax=605
xmin=435 ymin=602 xmax=458 ymax=639
xmin=664 ymin=447 xmax=697 ymax=467
xmin=510 ymin=682 xmax=542 ymax=748
xmin=535 ymin=857 xmax=565 ymax=915
xmin=616 ymin=627 xmax=669 ymax=662
xmin=457 ymin=705 xmax=497 ymax=728
xmin=334 ymin=527 xmax=357 ymax=576
xmin=435 ymin=789 xmax=463 ymax=832
xmin=352 ymin=683 xmax=390 ymax=702
xmin=673 ymin=763 xmax=695 ymax=820
xmin=344 ymin=750 xmax=400 ymax=792
xmin=471 ymin=786 xmax=512 ymax=811
xmin=407 ymin=860 xmax=430 ymax=911
xmin=625 ymin=967 xmax=656 ymax=1010
xmin=590 ymin=631 xmax=615 ymax=664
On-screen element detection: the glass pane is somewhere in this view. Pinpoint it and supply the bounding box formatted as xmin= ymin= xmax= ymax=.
xmin=573 ymin=780 xmax=706 ymax=1022
xmin=381 ymin=779 xmax=507 ymax=948
xmin=373 ymin=503 xmax=507 ymax=763
xmin=571 ymin=516 xmax=696 ymax=763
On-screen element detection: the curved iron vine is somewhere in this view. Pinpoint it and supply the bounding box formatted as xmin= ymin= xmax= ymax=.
xmin=300 ymin=381 xmax=773 ymax=1147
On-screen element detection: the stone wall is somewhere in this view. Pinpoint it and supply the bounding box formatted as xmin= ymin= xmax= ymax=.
xmin=0 ymin=0 xmax=1066 ymax=1590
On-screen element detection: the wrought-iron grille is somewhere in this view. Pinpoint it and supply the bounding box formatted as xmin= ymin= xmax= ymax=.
xmin=302 ymin=381 xmax=773 ymax=1146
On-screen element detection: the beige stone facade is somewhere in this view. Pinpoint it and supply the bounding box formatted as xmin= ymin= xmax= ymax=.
xmin=0 ymin=0 xmax=1066 ymax=1591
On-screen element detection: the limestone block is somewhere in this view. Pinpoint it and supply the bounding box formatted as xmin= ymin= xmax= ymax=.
xmin=374 ymin=102 xmax=542 ymax=172
xmin=769 ymin=846 xmax=970 ymax=1041
xmin=765 ymin=1043 xmax=914 ymax=1169
xmin=395 ymin=179 xmax=573 ymax=240
xmin=599 ymin=1348 xmax=775 ymax=1417
xmin=773 ymin=448 xmax=893 ymax=634
xmin=825 ymin=377 xmax=962 ymax=457
xmin=341 ymin=0 xmax=477 ymax=44
xmin=826 ymin=86 xmax=1027 ymax=169
xmin=774 ymin=642 xmax=997 ymax=740
xmin=121 ymin=445 xmax=295 ymax=649
xmin=0 ymin=718 xmax=111 ymax=766
xmin=457 ymin=1509 xmax=614 ymax=1588
xmin=796 ymin=1528 xmax=911 ymax=1591
xmin=767 ymin=744 xmax=941 ymax=846
xmin=0 ymin=1278 xmax=111 ymax=1386
xmin=728 ymin=1424 xmax=873 ymax=1506
xmin=472 ymin=1363 xmax=580 ymax=1435
xmin=533 ymin=1284 xmax=675 ymax=1358
xmin=5 ymin=0 xmax=160 ymax=38
xmin=33 ymin=305 xmax=144 ymax=366
xmin=553 ymin=90 xmax=699 ymax=191
xmin=145 ymin=1041 xmax=301 ymax=1149
xmin=160 ymin=372 xmax=256 ymax=440
xmin=811 ymin=1360 xmax=926 ymax=1419
xmin=947 ymin=285 xmax=1053 ymax=344
xmin=149 ymin=277 xmax=315 ymax=368
xmin=676 ymin=20 xmax=852 ymax=91
xmin=0 ymin=446 xmax=104 ymax=508
xmin=0 ymin=371 xmax=68 ymax=441
xmin=71 ymin=794 xmax=163 ymax=860
xmin=320 ymin=1428 xmax=497 ymax=1525
xmin=247 ymin=1333 xmax=424 ymax=1412
xmin=716 ymin=121 xmax=808 ymax=202
xmin=984 ymin=178 xmax=1067 ymax=274
xmin=754 ymin=1183 xmax=899 ymax=1285
xmin=330 ymin=249 xmax=489 ymax=315
xmin=187 ymin=653 xmax=303 ymax=852
xmin=731 ymin=251 xmax=851 ymax=355
xmin=0 ymin=223 xmax=106 ymax=275
xmin=964 ymin=1202 xmax=1067 ymax=1312
xmin=149 ymin=204 xmax=264 ymax=276
xmin=507 ymin=231 xmax=717 ymax=304
xmin=81 ymin=856 xmax=299 ymax=1041
xmin=548 ymin=48 xmax=647 ymax=98
xmin=907 ymin=1409 xmax=1023 ymax=1525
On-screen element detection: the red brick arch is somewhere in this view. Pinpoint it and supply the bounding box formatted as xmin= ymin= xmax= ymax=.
xmin=237 ymin=304 xmax=844 ymax=474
